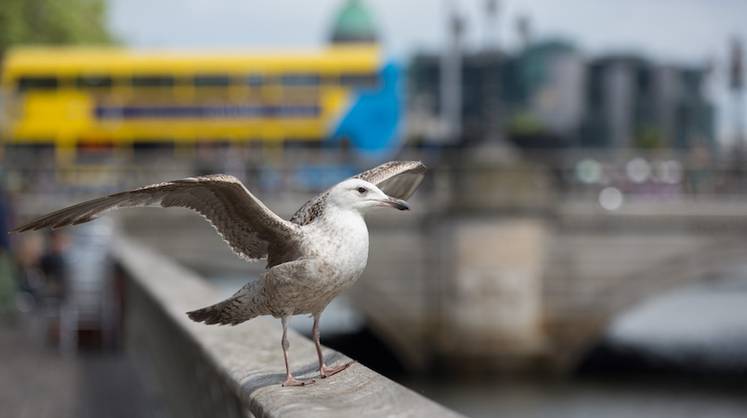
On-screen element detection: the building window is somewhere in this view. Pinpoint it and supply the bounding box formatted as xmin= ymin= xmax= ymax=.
xmin=246 ymin=74 xmax=265 ymax=87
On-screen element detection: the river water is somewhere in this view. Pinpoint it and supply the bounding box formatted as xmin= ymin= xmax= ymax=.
xmin=405 ymin=375 xmax=747 ymax=418
xmin=408 ymin=280 xmax=747 ymax=418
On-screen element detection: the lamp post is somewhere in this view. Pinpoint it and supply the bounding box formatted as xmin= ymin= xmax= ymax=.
xmin=729 ymin=37 xmax=745 ymax=186
xmin=441 ymin=0 xmax=464 ymax=145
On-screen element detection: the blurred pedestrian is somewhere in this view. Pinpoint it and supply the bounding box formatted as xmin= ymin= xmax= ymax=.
xmin=37 ymin=231 xmax=72 ymax=347
xmin=13 ymin=234 xmax=45 ymax=310
xmin=39 ymin=230 xmax=70 ymax=307
xmin=0 ymin=179 xmax=17 ymax=318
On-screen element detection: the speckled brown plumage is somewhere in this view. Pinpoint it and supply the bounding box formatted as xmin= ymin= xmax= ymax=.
xmin=14 ymin=161 xmax=426 ymax=386
xmin=13 ymin=174 xmax=301 ymax=262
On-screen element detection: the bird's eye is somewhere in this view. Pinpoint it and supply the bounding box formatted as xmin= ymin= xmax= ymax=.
xmin=356 ymin=187 xmax=367 ymax=194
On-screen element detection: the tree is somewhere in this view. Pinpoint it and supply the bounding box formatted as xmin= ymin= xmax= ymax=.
xmin=0 ymin=0 xmax=114 ymax=56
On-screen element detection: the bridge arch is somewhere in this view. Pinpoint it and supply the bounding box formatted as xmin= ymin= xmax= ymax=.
xmin=545 ymin=238 xmax=747 ymax=372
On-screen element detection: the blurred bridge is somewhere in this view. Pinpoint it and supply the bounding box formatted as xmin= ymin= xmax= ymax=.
xmin=9 ymin=151 xmax=747 ymax=374
xmin=353 ymin=165 xmax=747 ymax=373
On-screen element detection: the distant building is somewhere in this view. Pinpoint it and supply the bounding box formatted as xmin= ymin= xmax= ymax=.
xmin=408 ymin=39 xmax=587 ymax=148
xmin=583 ymin=55 xmax=641 ymax=148
xmin=407 ymin=38 xmax=714 ymax=151
xmin=582 ymin=55 xmax=714 ymax=150
xmin=506 ymin=39 xmax=586 ymax=147
xmin=408 ymin=51 xmax=507 ymax=145
xmin=329 ymin=0 xmax=378 ymax=44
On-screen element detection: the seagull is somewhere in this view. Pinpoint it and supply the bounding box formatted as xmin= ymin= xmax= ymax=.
xmin=13 ymin=160 xmax=426 ymax=386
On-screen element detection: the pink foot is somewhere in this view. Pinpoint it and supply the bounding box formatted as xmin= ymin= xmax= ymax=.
xmin=282 ymin=376 xmax=316 ymax=387
xmin=320 ymin=361 xmax=355 ymax=379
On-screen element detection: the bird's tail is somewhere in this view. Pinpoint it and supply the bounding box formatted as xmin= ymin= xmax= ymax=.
xmin=186 ymin=292 xmax=261 ymax=326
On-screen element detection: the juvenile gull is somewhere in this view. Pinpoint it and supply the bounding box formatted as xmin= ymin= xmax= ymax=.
xmin=13 ymin=160 xmax=426 ymax=386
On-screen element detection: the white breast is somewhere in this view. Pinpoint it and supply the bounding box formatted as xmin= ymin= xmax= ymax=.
xmin=303 ymin=208 xmax=369 ymax=282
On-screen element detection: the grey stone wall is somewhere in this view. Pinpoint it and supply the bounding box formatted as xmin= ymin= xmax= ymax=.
xmin=113 ymin=237 xmax=463 ymax=418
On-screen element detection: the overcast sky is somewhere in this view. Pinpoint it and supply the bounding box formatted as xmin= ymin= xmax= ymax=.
xmin=108 ymin=0 xmax=747 ymax=142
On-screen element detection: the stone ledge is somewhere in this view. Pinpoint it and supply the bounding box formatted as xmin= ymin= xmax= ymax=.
xmin=112 ymin=236 xmax=463 ymax=418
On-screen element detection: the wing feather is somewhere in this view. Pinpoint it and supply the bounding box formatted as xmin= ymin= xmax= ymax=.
xmin=290 ymin=160 xmax=427 ymax=225
xmin=353 ymin=160 xmax=427 ymax=201
xmin=13 ymin=174 xmax=300 ymax=261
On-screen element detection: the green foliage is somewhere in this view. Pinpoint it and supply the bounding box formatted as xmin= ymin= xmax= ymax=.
xmin=507 ymin=111 xmax=543 ymax=136
xmin=0 ymin=0 xmax=114 ymax=54
xmin=634 ymin=126 xmax=664 ymax=150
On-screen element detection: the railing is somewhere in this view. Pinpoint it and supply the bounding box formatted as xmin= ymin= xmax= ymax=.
xmin=111 ymin=236 xmax=463 ymax=418
xmin=7 ymin=146 xmax=747 ymax=215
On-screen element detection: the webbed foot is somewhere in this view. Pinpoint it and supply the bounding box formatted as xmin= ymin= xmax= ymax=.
xmin=320 ymin=361 xmax=355 ymax=379
xmin=282 ymin=376 xmax=317 ymax=387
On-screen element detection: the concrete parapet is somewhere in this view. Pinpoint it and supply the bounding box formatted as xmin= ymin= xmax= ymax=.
xmin=111 ymin=237 xmax=464 ymax=418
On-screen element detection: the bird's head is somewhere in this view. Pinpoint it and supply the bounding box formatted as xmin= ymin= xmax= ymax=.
xmin=327 ymin=178 xmax=410 ymax=214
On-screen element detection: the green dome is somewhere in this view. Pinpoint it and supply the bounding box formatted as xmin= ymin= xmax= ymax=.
xmin=330 ymin=0 xmax=378 ymax=44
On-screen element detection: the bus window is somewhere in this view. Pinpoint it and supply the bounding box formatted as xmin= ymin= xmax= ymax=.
xmin=340 ymin=73 xmax=379 ymax=88
xmin=76 ymin=75 xmax=113 ymax=89
xmin=131 ymin=75 xmax=175 ymax=88
xmin=246 ymin=74 xmax=265 ymax=87
xmin=321 ymin=74 xmax=338 ymax=85
xmin=194 ymin=75 xmax=231 ymax=87
xmin=281 ymin=74 xmax=320 ymax=86
xmin=17 ymin=76 xmax=59 ymax=91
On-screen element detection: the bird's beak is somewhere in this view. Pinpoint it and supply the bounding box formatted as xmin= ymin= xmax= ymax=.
xmin=381 ymin=196 xmax=410 ymax=211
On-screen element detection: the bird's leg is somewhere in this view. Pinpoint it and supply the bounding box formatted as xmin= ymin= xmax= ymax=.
xmin=312 ymin=313 xmax=354 ymax=379
xmin=281 ymin=316 xmax=314 ymax=387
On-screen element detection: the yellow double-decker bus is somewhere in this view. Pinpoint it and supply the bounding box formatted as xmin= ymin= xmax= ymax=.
xmin=0 ymin=46 xmax=402 ymax=161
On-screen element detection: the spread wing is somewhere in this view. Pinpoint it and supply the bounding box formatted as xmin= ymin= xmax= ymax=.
xmin=290 ymin=160 xmax=427 ymax=226
xmin=352 ymin=160 xmax=427 ymax=200
xmin=12 ymin=174 xmax=300 ymax=262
